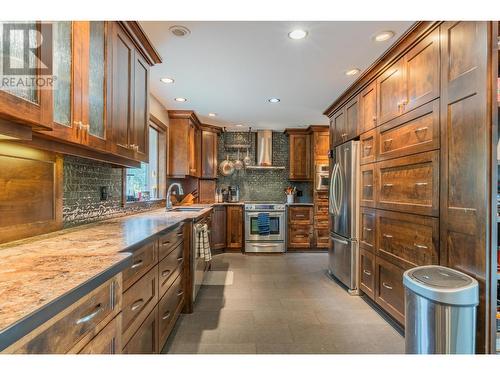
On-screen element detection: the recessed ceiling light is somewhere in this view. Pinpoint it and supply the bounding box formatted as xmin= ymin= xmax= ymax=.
xmin=174 ymin=97 xmax=187 ymax=102
xmin=235 ymin=124 xmax=243 ymax=127
xmin=160 ymin=77 xmax=174 ymax=84
xmin=373 ymin=31 xmax=395 ymax=42
xmin=208 ymin=113 xmax=217 ymax=117
xmin=268 ymin=98 xmax=280 ymax=103
xmin=345 ymin=68 xmax=361 ymax=76
xmin=169 ymin=25 xmax=191 ymax=38
xmin=288 ymin=29 xmax=308 ymax=40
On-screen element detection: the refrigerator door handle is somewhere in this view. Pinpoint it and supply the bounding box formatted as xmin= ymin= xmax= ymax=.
xmin=336 ymin=162 xmax=344 ymax=216
xmin=331 ymin=236 xmax=349 ymax=245
xmin=329 ymin=163 xmax=338 ymax=215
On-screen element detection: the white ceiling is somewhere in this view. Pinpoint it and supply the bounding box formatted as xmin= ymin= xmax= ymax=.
xmin=140 ymin=21 xmax=413 ymax=130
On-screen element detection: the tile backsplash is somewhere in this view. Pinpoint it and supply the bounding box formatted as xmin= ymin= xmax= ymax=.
xmin=63 ymin=156 xmax=163 ymax=227
xmin=217 ymin=131 xmax=312 ymax=203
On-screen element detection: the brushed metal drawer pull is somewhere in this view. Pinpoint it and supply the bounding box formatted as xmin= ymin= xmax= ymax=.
xmin=363 ymin=269 xmax=372 ymax=276
xmin=414 ymin=182 xmax=428 ymax=187
xmin=295 ymin=214 xmax=306 ymax=218
xmin=382 ymin=233 xmax=393 ymax=239
xmin=131 ymin=260 xmax=143 ymax=269
xmin=76 ymin=304 xmax=104 ymax=325
xmin=131 ymin=299 xmax=145 ymax=311
xmin=162 ymin=311 xmax=171 ymax=320
xmin=383 ymin=183 xmax=394 ymax=188
xmin=177 ymin=290 xmax=184 ymax=297
xmin=363 ymin=227 xmax=372 ymax=232
xmin=414 ymin=243 xmax=428 ymax=250
xmin=364 ymin=184 xmax=373 ymax=188
xmin=161 ymin=269 xmax=171 ymax=277
xmin=414 ymin=126 xmax=428 ymax=133
xmin=176 ymin=233 xmax=183 ymax=237
xmin=382 ymin=282 xmax=393 ymax=290
xmin=177 ymin=257 xmax=183 ymax=262
xmin=364 ymin=145 xmax=373 ymax=150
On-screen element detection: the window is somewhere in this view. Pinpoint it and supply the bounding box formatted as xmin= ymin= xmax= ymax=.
xmin=125 ymin=120 xmax=167 ymax=203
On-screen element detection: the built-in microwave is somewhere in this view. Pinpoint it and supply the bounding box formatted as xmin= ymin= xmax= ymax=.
xmin=315 ymin=163 xmax=329 ymax=191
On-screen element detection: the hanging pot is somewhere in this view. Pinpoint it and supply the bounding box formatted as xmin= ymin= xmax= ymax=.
xmin=234 ymin=149 xmax=244 ymax=170
xmin=219 ymin=155 xmax=234 ymax=176
xmin=243 ymin=129 xmax=252 ymax=166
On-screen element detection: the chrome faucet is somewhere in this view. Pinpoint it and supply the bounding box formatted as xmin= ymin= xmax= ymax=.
xmin=166 ymin=182 xmax=184 ymax=210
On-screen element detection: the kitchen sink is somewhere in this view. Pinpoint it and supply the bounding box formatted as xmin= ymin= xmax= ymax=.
xmin=170 ymin=207 xmax=204 ymax=212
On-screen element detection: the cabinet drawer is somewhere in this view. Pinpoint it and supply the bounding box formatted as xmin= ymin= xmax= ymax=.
xmin=315 ymin=191 xmax=329 ymax=203
xmin=288 ymin=206 xmax=313 ymax=224
xmin=314 ymin=215 xmax=329 ymax=229
xmin=288 ymin=225 xmax=312 ymax=248
xmin=360 ymin=249 xmax=375 ymax=300
xmin=158 ymin=223 xmax=184 ymax=261
xmin=314 ymin=202 xmax=329 ymax=217
xmin=8 ymin=275 xmax=121 ymax=354
xmin=376 ymin=210 xmax=438 ymax=269
xmin=360 ymin=129 xmax=376 ymax=165
xmin=122 ymin=240 xmax=158 ymax=291
xmin=122 ymin=306 xmax=159 ymax=354
xmin=158 ymin=273 xmax=185 ymax=350
xmin=78 ymin=314 xmax=122 ymax=354
xmin=158 ymin=242 xmax=184 ymax=297
xmin=360 ymin=163 xmax=376 ymax=207
xmin=314 ymin=228 xmax=329 ymax=248
xmin=378 ymin=99 xmax=439 ymax=161
xmin=360 ymin=207 xmax=375 ymax=252
xmin=122 ymin=265 xmax=159 ymax=345
xmin=375 ymin=151 xmax=439 ymax=216
xmin=375 ymin=257 xmax=405 ymax=325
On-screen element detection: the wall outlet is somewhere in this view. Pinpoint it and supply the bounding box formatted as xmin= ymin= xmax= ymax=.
xmin=296 ymin=190 xmax=303 ymax=197
xmin=100 ymin=186 xmax=108 ymax=201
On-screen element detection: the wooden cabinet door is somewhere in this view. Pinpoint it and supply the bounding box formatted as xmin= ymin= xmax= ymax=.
xmin=110 ymin=22 xmax=135 ymax=160
xmin=288 ymin=224 xmax=312 ymax=249
xmin=131 ymin=51 xmax=149 ymax=162
xmin=226 ymin=205 xmax=243 ymax=250
xmin=313 ymin=131 xmax=329 ymax=161
xmin=344 ymin=95 xmax=359 ymax=140
xmin=374 ymin=257 xmax=405 ymax=325
xmin=377 ymin=57 xmax=405 ymax=125
xmin=359 ymin=248 xmax=375 ymax=300
xmin=359 ymin=207 xmax=376 ymax=252
xmin=289 ymin=133 xmax=311 ymax=180
xmin=188 ymin=122 xmax=197 ymax=176
xmin=212 ymin=205 xmax=227 ymax=250
xmin=439 ymin=21 xmax=491 ymax=353
xmin=360 ymin=163 xmax=376 ymax=207
xmin=80 ymin=21 xmax=110 ymax=152
xmin=403 ymin=27 xmax=440 ymax=113
xmin=201 ymin=130 xmax=217 ymax=178
xmin=359 ymin=81 xmax=377 ymax=134
xmin=122 ymin=306 xmax=159 ymax=354
xmin=79 ymin=314 xmax=122 ymax=354
xmin=0 ymin=21 xmax=52 ymax=129
xmin=331 ymin=108 xmax=345 ymax=146
xmin=359 ymin=129 xmax=376 ymax=165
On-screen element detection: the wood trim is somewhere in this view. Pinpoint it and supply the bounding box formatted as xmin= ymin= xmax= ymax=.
xmin=118 ymin=21 xmax=162 ymax=65
xmin=284 ymin=128 xmax=310 ymax=135
xmin=167 ymin=110 xmax=202 ymax=127
xmin=323 ymin=22 xmax=441 ymax=117
xmin=307 ymin=125 xmax=329 ymax=133
xmin=199 ymin=123 xmax=223 ymax=133
xmin=0 ymin=119 xmax=32 ymax=140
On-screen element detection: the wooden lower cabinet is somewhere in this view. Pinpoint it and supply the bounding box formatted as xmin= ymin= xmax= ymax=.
xmin=122 ymin=306 xmax=159 ymax=354
xmin=79 ymin=314 xmax=122 ymax=354
xmin=158 ymin=273 xmax=185 ymax=350
xmin=226 ymin=205 xmax=243 ymax=250
xmin=288 ymin=206 xmax=313 ymax=250
xmin=212 ymin=205 xmax=227 ymax=250
xmin=374 ymin=257 xmax=406 ymax=325
xmin=359 ymin=248 xmax=375 ymax=300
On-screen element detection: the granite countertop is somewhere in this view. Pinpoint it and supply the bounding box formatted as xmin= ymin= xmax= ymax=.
xmin=286 ymin=202 xmax=314 ymax=206
xmin=0 ymin=204 xmax=213 ymax=350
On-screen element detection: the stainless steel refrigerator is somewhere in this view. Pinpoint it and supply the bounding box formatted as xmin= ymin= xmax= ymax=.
xmin=328 ymin=140 xmax=360 ymax=294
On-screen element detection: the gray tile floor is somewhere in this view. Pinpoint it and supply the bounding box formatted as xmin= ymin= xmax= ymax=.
xmin=162 ymin=252 xmax=404 ymax=354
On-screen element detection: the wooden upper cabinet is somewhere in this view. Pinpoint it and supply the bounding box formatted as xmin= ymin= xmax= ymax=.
xmin=359 ymin=81 xmax=377 ymax=134
xmin=331 ymin=108 xmax=345 ymax=146
xmin=131 ymin=51 xmax=149 ymax=162
xmin=168 ymin=111 xmax=202 ymax=178
xmin=201 ymin=127 xmax=220 ymax=179
xmin=403 ymin=28 xmax=440 ymax=113
xmin=311 ymin=127 xmax=329 ymax=161
xmin=286 ymin=130 xmax=311 ymax=181
xmin=377 ymin=57 xmax=406 ymax=125
xmin=344 ymin=95 xmax=359 ymax=140
xmin=0 ymin=22 xmax=52 ymax=130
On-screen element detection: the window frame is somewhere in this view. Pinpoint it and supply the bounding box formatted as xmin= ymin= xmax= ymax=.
xmin=122 ymin=114 xmax=168 ymax=207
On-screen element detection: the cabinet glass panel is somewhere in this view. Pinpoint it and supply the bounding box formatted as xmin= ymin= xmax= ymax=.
xmin=52 ymin=21 xmax=72 ymax=126
xmin=88 ymin=21 xmax=105 ymax=138
xmin=0 ymin=21 xmax=38 ymax=103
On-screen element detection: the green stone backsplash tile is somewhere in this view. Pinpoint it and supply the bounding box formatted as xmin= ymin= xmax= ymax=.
xmin=217 ymin=131 xmax=312 ymax=203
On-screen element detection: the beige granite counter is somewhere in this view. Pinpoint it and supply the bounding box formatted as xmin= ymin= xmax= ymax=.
xmin=0 ymin=205 xmax=212 ymax=349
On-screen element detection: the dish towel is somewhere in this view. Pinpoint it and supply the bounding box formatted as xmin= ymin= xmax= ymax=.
xmin=197 ymin=223 xmax=212 ymax=262
xmin=257 ymin=212 xmax=270 ymax=236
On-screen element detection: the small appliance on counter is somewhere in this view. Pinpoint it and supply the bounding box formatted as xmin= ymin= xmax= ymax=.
xmin=228 ymin=185 xmax=240 ymax=202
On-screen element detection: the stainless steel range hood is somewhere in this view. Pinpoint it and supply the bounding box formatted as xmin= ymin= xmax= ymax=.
xmin=246 ymin=130 xmax=285 ymax=170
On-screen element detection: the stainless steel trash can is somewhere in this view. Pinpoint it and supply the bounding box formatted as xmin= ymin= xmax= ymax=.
xmin=403 ymin=265 xmax=479 ymax=354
